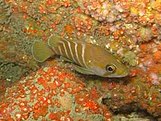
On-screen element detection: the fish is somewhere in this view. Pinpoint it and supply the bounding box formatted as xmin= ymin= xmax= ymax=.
xmin=32 ymin=35 xmax=129 ymax=78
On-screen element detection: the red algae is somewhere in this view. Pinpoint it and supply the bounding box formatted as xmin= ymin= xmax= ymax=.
xmin=153 ymin=51 xmax=161 ymax=63
xmin=64 ymin=24 xmax=74 ymax=35
xmin=33 ymin=106 xmax=48 ymax=120
xmin=84 ymin=100 xmax=99 ymax=112
xmin=48 ymin=111 xmax=73 ymax=121
xmin=0 ymin=66 xmax=111 ymax=120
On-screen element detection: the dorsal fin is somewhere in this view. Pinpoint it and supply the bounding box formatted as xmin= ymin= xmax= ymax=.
xmin=48 ymin=34 xmax=85 ymax=47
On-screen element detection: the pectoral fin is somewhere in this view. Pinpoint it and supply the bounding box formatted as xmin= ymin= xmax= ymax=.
xmin=32 ymin=41 xmax=54 ymax=62
xmin=73 ymin=64 xmax=94 ymax=75
xmin=60 ymin=56 xmax=73 ymax=63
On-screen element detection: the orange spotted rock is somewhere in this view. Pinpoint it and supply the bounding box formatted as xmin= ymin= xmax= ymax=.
xmin=0 ymin=66 xmax=111 ymax=121
xmin=153 ymin=51 xmax=161 ymax=63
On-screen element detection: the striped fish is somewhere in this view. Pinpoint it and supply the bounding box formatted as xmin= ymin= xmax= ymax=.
xmin=32 ymin=35 xmax=129 ymax=77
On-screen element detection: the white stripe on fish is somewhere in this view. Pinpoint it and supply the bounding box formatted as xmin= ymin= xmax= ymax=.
xmin=64 ymin=39 xmax=77 ymax=63
xmin=58 ymin=46 xmax=63 ymax=55
xmin=81 ymin=43 xmax=88 ymax=68
xmin=73 ymin=41 xmax=83 ymax=66
xmin=51 ymin=46 xmax=59 ymax=55
xmin=59 ymin=41 xmax=70 ymax=59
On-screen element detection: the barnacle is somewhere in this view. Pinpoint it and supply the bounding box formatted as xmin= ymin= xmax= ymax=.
xmin=137 ymin=27 xmax=153 ymax=43
xmin=90 ymin=25 xmax=110 ymax=45
xmin=122 ymin=51 xmax=138 ymax=66
xmin=76 ymin=0 xmax=123 ymax=22
xmin=0 ymin=0 xmax=12 ymax=24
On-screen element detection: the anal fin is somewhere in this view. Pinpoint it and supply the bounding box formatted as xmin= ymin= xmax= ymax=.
xmin=73 ymin=64 xmax=94 ymax=75
xmin=60 ymin=56 xmax=73 ymax=63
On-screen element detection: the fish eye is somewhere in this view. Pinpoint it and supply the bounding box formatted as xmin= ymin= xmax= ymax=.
xmin=106 ymin=65 xmax=116 ymax=73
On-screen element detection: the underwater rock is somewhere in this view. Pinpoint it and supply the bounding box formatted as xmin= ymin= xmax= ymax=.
xmin=112 ymin=112 xmax=155 ymax=121
xmin=0 ymin=66 xmax=111 ymax=121
xmin=99 ymin=42 xmax=161 ymax=120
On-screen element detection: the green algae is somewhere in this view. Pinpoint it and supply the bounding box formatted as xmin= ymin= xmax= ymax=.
xmin=0 ymin=0 xmax=12 ymax=24
xmin=0 ymin=5 xmax=39 ymax=78
xmin=112 ymin=112 xmax=155 ymax=121
xmin=0 ymin=60 xmax=28 ymax=82
xmin=87 ymin=114 xmax=105 ymax=121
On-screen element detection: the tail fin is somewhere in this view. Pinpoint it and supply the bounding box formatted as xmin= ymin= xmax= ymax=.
xmin=32 ymin=41 xmax=54 ymax=62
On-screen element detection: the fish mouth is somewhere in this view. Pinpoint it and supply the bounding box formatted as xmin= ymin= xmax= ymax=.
xmin=103 ymin=72 xmax=129 ymax=78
